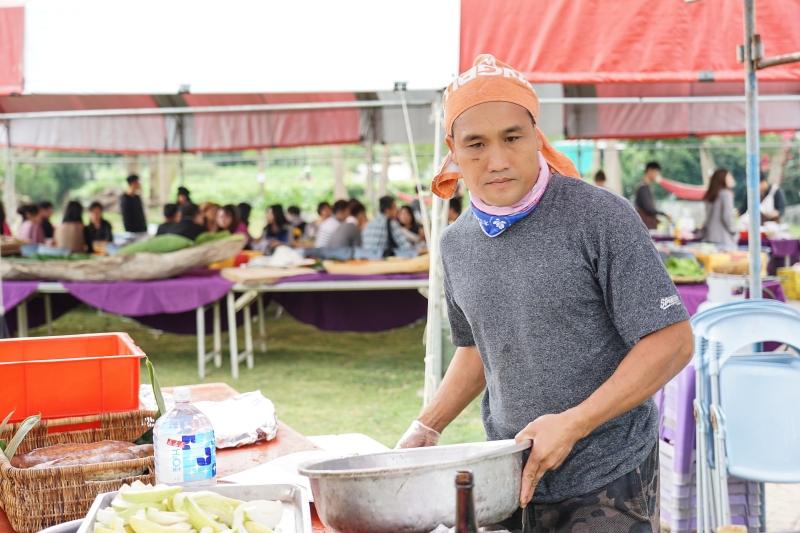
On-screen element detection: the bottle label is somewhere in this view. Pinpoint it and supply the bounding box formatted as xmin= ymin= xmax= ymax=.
xmin=155 ymin=431 xmax=216 ymax=484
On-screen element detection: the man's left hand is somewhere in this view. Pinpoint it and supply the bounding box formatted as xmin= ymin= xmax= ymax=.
xmin=514 ymin=411 xmax=585 ymax=507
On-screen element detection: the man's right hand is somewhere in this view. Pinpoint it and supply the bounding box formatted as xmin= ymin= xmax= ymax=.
xmin=395 ymin=420 xmax=441 ymax=449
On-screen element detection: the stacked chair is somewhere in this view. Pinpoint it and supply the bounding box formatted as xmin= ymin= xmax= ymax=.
xmin=690 ymin=299 xmax=800 ymax=532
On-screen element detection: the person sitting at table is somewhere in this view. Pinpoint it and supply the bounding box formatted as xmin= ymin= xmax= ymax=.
xmin=38 ymin=200 xmax=55 ymax=241
xmin=305 ymin=201 xmax=332 ymax=242
xmin=54 ymin=200 xmax=87 ymax=253
xmin=702 ymin=169 xmax=737 ymax=247
xmin=17 ymin=204 xmax=46 ymax=244
xmin=739 ymin=173 xmax=787 ymax=223
xmin=217 ymin=204 xmax=251 ymax=244
xmin=84 ymin=201 xmax=113 ymax=253
xmin=161 ymin=203 xmax=206 ymax=241
xmin=156 ymin=203 xmax=179 ymax=235
xmin=362 ymin=195 xmax=412 ymax=256
xmin=287 ymin=206 xmax=306 ymax=237
xmin=315 ymin=199 xmax=350 ymax=248
xmin=0 ymin=202 xmax=10 ymax=236
xmin=330 ymin=200 xmax=368 ymax=248
xmin=199 ymin=201 xmax=219 ymax=233
xmin=398 ymin=204 xmax=424 ymax=245
xmin=263 ymin=205 xmax=293 ymax=245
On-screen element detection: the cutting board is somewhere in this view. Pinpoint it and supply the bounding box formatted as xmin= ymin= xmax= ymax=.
xmin=221 ymin=266 xmax=316 ymax=285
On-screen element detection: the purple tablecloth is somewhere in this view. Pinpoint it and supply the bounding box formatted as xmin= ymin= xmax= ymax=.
xmin=270 ymin=273 xmax=429 ymax=332
xmin=676 ymin=280 xmax=785 ymax=316
xmin=1 ymin=271 xmax=429 ymax=335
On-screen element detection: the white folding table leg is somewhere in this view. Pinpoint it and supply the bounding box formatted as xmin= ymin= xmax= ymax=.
xmin=227 ymin=291 xmax=239 ymax=379
xmin=213 ymin=301 xmax=222 ymax=367
xmin=243 ymin=304 xmax=254 ymax=369
xmin=44 ymin=294 xmax=53 ymax=336
xmin=257 ymin=294 xmax=266 ymax=353
xmin=196 ymin=306 xmax=206 ymax=379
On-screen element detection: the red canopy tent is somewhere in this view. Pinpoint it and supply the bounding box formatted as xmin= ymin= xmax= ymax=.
xmin=460 ymin=0 xmax=800 ymax=138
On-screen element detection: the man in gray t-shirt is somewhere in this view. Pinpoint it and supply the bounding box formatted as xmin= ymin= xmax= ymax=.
xmin=396 ymin=56 xmax=694 ymax=532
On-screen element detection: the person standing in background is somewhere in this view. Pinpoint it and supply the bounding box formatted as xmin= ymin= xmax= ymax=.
xmin=38 ymin=200 xmax=55 ymax=240
xmin=594 ymin=170 xmax=607 ymax=188
xmin=176 ymin=187 xmax=192 ymax=207
xmin=120 ymin=175 xmax=147 ymax=233
xmin=54 ymin=201 xmax=87 ymax=253
xmin=448 ymin=196 xmax=463 ymax=224
xmin=634 ymin=162 xmax=670 ymax=230
xmin=702 ymin=169 xmax=737 ymax=247
xmin=84 ymin=202 xmax=113 ymax=253
xmin=17 ymin=205 xmax=45 ymax=244
xmin=739 ymin=173 xmax=787 ymax=223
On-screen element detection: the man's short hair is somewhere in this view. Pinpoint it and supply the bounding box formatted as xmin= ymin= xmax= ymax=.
xmin=287 ymin=205 xmax=301 ymax=216
xmin=645 ymin=162 xmax=661 ymax=172
xmin=317 ymin=202 xmax=331 ymax=215
xmin=89 ymin=201 xmax=103 ymax=211
xmin=594 ymin=170 xmax=606 ymax=183
xmin=126 ymin=174 xmax=140 ymax=185
xmin=332 ymin=200 xmax=350 ymax=214
xmin=38 ymin=200 xmax=53 ymax=210
xmin=378 ymin=195 xmax=396 ymax=214
xmin=760 ymin=171 xmax=768 ymax=182
xmin=349 ymin=200 xmax=365 ymax=218
xmin=163 ymin=203 xmax=178 ymax=219
xmin=180 ymin=203 xmax=200 ymax=219
xmin=177 ymin=186 xmax=190 ymax=197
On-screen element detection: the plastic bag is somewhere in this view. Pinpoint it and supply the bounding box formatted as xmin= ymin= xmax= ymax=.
xmin=194 ymin=391 xmax=279 ymax=448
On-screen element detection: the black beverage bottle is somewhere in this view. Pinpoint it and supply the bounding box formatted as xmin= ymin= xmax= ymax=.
xmin=454 ymin=469 xmax=479 ymax=533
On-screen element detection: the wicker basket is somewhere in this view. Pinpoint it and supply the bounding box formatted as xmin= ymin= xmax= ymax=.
xmin=0 ymin=410 xmax=157 ymax=533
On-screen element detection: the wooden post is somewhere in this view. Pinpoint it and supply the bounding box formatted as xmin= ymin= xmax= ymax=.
xmin=365 ymin=143 xmax=375 ymax=214
xmin=378 ymin=143 xmax=391 ymax=198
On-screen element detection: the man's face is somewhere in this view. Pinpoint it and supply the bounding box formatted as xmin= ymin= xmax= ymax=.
xmin=130 ymin=180 xmax=141 ymax=192
xmin=320 ymin=206 xmax=333 ymax=219
xmin=90 ymin=207 xmax=102 ymax=224
xmin=42 ymin=207 xmax=53 ymax=219
xmin=760 ymin=180 xmax=769 ymax=193
xmin=336 ymin=208 xmax=350 ymax=221
xmin=645 ymin=169 xmax=659 ymax=183
xmin=446 ymin=102 xmax=542 ymax=207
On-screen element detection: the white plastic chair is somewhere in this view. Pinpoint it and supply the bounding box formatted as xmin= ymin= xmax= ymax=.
xmin=696 ymin=305 xmax=800 ymax=527
xmin=689 ymin=300 xmax=800 ymax=532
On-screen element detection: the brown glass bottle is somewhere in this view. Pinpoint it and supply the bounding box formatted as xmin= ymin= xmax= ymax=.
xmin=454 ymin=469 xmax=479 ymax=533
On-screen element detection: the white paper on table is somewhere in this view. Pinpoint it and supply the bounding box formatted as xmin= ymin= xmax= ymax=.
xmin=219 ymin=450 xmax=339 ymax=502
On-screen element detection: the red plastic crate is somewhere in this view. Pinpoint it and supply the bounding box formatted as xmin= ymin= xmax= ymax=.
xmin=0 ymin=333 xmax=144 ymax=424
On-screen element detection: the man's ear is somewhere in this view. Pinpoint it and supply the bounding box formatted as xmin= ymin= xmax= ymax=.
xmin=445 ymin=135 xmax=458 ymax=164
xmin=534 ymin=127 xmax=544 ymax=152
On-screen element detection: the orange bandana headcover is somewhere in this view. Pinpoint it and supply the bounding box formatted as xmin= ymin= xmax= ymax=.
xmin=432 ymin=54 xmax=580 ymax=200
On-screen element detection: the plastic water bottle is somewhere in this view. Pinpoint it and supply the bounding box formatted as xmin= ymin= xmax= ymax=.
xmin=153 ymin=386 xmax=217 ymax=487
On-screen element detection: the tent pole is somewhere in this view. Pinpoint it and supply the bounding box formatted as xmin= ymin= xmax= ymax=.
xmin=3 ymin=121 xmax=14 ymax=226
xmin=423 ymin=99 xmax=444 ymax=406
xmin=398 ymin=88 xmax=431 ymax=241
xmin=743 ymin=0 xmax=762 ymax=299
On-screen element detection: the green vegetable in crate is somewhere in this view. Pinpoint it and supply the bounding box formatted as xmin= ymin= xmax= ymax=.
xmin=194 ymin=231 xmax=231 ymax=246
xmin=116 ymin=235 xmax=194 ymax=255
xmin=665 ymin=257 xmax=706 ymax=280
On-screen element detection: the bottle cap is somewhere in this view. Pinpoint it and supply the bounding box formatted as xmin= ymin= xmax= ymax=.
xmin=173 ymin=387 xmax=191 ymax=403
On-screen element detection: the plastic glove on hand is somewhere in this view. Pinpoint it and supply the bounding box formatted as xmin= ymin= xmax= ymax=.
xmin=395 ymin=420 xmax=441 ymax=449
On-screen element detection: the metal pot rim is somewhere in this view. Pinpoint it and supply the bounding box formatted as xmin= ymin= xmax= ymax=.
xmin=297 ymin=439 xmax=532 ymax=479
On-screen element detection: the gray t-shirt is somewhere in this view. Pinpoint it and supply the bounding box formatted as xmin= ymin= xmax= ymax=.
xmin=441 ymin=174 xmax=689 ymax=503
xmin=329 ymin=222 xmax=362 ymax=248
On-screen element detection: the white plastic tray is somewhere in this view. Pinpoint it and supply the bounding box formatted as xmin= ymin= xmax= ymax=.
xmin=76 ymin=484 xmax=311 ymax=533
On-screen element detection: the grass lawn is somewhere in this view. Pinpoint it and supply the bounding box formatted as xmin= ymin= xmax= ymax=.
xmin=32 ymin=305 xmax=485 ymax=448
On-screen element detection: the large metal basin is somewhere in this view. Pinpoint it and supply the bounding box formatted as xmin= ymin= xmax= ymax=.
xmin=297 ymin=439 xmax=530 ymax=533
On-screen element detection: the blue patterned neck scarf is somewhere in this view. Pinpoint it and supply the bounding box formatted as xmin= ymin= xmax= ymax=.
xmin=470 ymin=203 xmax=538 ymax=237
